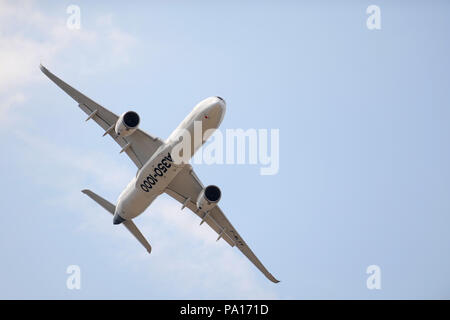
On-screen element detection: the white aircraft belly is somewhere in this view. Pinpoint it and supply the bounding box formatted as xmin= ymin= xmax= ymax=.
xmin=119 ymin=191 xmax=157 ymax=220
xmin=120 ymin=106 xmax=223 ymax=220
xmin=119 ymin=146 xmax=182 ymax=219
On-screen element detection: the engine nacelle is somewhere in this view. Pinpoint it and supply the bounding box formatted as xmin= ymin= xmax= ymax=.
xmin=115 ymin=111 xmax=140 ymax=137
xmin=196 ymin=185 xmax=221 ymax=212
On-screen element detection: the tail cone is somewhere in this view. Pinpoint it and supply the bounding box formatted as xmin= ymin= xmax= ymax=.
xmin=113 ymin=214 xmax=126 ymax=225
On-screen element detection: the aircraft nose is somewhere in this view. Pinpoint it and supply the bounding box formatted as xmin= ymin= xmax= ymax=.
xmin=210 ymin=97 xmax=226 ymax=126
xmin=214 ymin=96 xmax=226 ymax=114
xmin=215 ymin=96 xmax=226 ymax=105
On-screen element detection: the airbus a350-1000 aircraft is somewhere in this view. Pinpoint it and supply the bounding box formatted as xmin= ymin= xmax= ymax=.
xmin=40 ymin=65 xmax=279 ymax=283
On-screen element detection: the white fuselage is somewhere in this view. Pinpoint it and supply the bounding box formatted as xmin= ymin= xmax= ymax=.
xmin=114 ymin=96 xmax=226 ymax=222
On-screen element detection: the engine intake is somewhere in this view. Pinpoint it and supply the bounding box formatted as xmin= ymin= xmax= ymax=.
xmin=197 ymin=185 xmax=221 ymax=212
xmin=115 ymin=111 xmax=140 ymax=137
xmin=124 ymin=111 xmax=140 ymax=127
xmin=204 ymin=185 xmax=221 ymax=202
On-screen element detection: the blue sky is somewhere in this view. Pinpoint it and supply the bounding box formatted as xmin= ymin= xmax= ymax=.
xmin=1 ymin=0 xmax=450 ymax=299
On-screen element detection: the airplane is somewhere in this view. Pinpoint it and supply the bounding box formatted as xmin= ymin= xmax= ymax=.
xmin=40 ymin=65 xmax=279 ymax=283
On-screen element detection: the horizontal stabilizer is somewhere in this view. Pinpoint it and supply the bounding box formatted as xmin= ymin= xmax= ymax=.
xmin=81 ymin=189 xmax=152 ymax=254
xmin=82 ymin=189 xmax=115 ymax=214
xmin=123 ymin=220 xmax=152 ymax=254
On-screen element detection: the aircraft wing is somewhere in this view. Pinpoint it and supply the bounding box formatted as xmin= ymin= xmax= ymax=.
xmin=40 ymin=65 xmax=164 ymax=168
xmin=164 ymin=165 xmax=280 ymax=283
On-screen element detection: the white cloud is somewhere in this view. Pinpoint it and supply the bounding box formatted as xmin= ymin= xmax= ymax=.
xmin=14 ymin=130 xmax=133 ymax=191
xmin=0 ymin=92 xmax=26 ymax=125
xmin=0 ymin=0 xmax=138 ymax=121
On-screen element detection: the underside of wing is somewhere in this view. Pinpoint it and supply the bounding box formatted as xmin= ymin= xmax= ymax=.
xmin=164 ymin=165 xmax=280 ymax=283
xmin=165 ymin=167 xmax=236 ymax=247
xmin=40 ymin=65 xmax=164 ymax=168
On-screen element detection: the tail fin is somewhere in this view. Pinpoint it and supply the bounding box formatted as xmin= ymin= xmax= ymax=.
xmin=81 ymin=189 xmax=152 ymax=254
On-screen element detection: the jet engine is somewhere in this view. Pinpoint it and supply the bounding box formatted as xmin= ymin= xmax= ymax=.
xmin=196 ymin=185 xmax=221 ymax=212
xmin=115 ymin=111 xmax=140 ymax=137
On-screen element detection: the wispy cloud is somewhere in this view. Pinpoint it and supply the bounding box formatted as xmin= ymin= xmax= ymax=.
xmin=0 ymin=92 xmax=26 ymax=125
xmin=0 ymin=0 xmax=138 ymax=121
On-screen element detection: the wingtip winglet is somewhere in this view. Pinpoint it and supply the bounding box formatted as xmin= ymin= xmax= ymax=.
xmin=268 ymin=274 xmax=280 ymax=284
